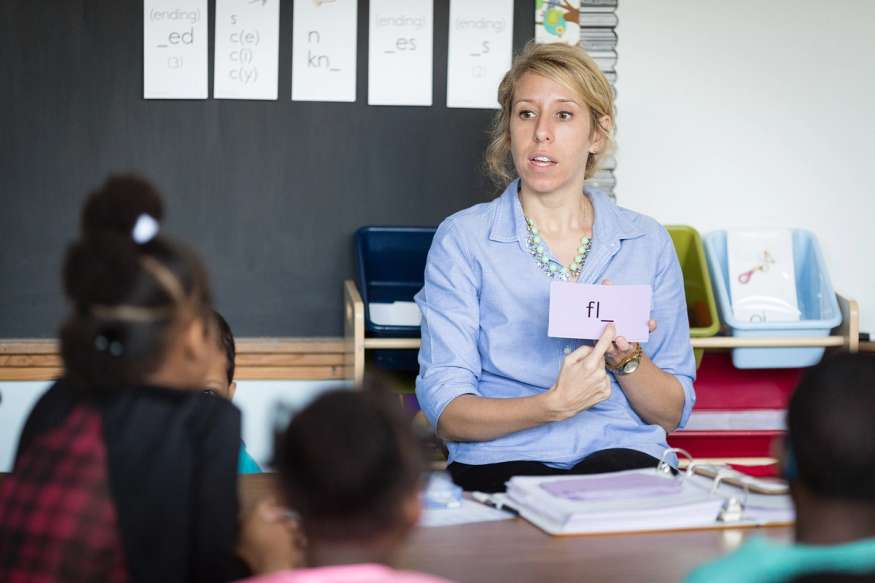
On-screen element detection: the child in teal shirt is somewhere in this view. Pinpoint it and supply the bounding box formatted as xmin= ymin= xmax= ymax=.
xmin=206 ymin=311 xmax=262 ymax=474
xmin=686 ymin=353 xmax=875 ymax=583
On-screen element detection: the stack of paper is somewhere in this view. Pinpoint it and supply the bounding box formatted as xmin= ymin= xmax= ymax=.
xmin=503 ymin=470 xmax=726 ymax=535
xmin=497 ymin=468 xmax=794 ymax=535
xmin=420 ymin=499 xmax=514 ymax=528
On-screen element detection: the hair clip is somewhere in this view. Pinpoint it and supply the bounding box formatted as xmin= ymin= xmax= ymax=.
xmin=132 ymin=213 xmax=159 ymax=244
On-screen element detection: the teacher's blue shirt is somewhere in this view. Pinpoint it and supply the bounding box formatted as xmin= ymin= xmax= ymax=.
xmin=414 ymin=181 xmax=696 ymax=469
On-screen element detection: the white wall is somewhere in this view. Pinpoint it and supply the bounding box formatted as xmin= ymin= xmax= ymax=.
xmin=615 ymin=0 xmax=875 ymax=334
xmin=234 ymin=379 xmax=346 ymax=467
xmin=0 ymin=379 xmax=344 ymax=472
xmin=0 ymin=381 xmax=51 ymax=471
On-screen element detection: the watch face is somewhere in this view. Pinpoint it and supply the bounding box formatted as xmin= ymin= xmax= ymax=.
xmin=622 ymin=358 xmax=640 ymax=374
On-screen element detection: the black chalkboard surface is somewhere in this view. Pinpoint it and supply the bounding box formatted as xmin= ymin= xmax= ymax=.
xmin=0 ymin=1 xmax=534 ymax=337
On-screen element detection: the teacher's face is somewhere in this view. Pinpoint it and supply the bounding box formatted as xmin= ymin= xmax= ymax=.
xmin=510 ymin=72 xmax=596 ymax=196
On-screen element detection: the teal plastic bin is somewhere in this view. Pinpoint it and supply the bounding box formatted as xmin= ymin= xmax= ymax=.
xmin=704 ymin=229 xmax=841 ymax=369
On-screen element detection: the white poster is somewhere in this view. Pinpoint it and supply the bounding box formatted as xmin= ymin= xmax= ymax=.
xmin=368 ymin=0 xmax=433 ymax=106
xmin=214 ymin=0 xmax=280 ymax=100
xmin=447 ymin=0 xmax=513 ymax=109
xmin=144 ymin=0 xmax=208 ymax=99
xmin=292 ymin=0 xmax=358 ymax=102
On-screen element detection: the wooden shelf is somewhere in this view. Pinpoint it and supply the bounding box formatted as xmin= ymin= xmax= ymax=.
xmin=690 ymin=337 xmax=846 ymax=349
xmin=344 ymin=280 xmax=860 ymax=384
xmin=0 ymin=338 xmax=346 ymax=381
xmin=355 ymin=336 xmax=849 ymax=351
xmin=364 ymin=338 xmax=422 ymax=349
xmin=677 ymin=457 xmax=776 ymax=469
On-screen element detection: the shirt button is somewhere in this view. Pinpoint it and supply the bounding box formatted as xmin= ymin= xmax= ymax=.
xmin=563 ymin=346 xmax=572 ymax=355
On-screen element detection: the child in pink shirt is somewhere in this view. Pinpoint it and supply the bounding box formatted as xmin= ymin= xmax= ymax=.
xmin=241 ymin=386 xmax=455 ymax=583
xmin=249 ymin=563 xmax=451 ymax=583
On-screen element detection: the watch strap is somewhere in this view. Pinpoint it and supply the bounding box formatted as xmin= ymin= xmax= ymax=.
xmin=607 ymin=343 xmax=642 ymax=375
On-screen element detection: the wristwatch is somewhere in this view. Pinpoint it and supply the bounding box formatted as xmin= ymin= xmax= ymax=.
xmin=608 ymin=343 xmax=642 ymax=376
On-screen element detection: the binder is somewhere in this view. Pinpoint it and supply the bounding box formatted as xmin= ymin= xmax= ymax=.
xmin=478 ymin=449 xmax=794 ymax=536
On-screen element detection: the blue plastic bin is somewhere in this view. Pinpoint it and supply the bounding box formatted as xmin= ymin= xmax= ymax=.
xmin=703 ymin=230 xmax=842 ymax=369
xmin=355 ymin=226 xmax=436 ymax=370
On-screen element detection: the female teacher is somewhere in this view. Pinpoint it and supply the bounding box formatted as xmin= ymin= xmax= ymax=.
xmin=415 ymin=42 xmax=696 ymax=493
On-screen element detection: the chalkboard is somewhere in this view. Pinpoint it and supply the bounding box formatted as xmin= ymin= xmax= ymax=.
xmin=0 ymin=1 xmax=534 ymax=338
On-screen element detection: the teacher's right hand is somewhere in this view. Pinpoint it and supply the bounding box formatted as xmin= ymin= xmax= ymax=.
xmin=543 ymin=325 xmax=616 ymax=422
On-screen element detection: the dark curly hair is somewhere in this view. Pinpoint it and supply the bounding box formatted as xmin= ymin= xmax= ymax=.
xmin=787 ymin=352 xmax=875 ymax=502
xmin=274 ymin=384 xmax=425 ymax=542
xmin=213 ymin=310 xmax=236 ymax=385
xmin=60 ymin=175 xmax=213 ymax=387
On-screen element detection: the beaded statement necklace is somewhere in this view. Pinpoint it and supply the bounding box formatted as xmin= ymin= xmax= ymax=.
xmin=524 ymin=218 xmax=592 ymax=281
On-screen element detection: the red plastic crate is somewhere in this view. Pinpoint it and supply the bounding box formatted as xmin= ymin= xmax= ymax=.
xmin=693 ymin=352 xmax=803 ymax=411
xmin=668 ymin=430 xmax=781 ymax=459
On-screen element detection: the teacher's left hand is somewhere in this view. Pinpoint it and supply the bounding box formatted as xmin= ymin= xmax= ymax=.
xmin=601 ymin=279 xmax=657 ymax=368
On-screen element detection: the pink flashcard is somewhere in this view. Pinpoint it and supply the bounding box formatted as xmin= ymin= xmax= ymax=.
xmin=548 ymin=282 xmax=652 ymax=342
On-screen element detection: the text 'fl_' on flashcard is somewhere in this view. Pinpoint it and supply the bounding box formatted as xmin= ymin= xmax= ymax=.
xmin=548 ymin=282 xmax=652 ymax=342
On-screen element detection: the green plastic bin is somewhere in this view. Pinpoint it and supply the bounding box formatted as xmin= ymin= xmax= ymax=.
xmin=666 ymin=225 xmax=720 ymax=368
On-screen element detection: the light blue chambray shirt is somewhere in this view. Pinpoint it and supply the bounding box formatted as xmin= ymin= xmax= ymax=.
xmin=414 ymin=180 xmax=696 ymax=469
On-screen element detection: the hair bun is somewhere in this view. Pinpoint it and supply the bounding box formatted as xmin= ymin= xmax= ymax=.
xmin=63 ymin=235 xmax=143 ymax=307
xmin=81 ymin=174 xmax=165 ymax=238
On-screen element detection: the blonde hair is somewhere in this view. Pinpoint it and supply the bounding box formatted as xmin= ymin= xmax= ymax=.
xmin=484 ymin=42 xmax=615 ymax=187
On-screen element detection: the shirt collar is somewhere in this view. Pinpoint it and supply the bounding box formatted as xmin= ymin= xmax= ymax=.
xmin=488 ymin=179 xmax=646 ymax=245
xmin=488 ymin=180 xmax=528 ymax=244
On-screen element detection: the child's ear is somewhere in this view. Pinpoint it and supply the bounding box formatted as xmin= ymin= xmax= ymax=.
xmin=228 ymin=381 xmax=237 ymax=399
xmin=181 ymin=318 xmax=201 ymax=359
xmin=182 ymin=317 xmax=213 ymax=375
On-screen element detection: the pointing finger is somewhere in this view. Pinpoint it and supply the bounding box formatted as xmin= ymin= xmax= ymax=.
xmin=586 ymin=324 xmax=616 ymax=362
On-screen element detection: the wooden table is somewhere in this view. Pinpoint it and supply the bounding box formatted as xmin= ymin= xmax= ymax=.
xmin=398 ymin=519 xmax=792 ymax=583
xmin=0 ymin=474 xmax=796 ymax=582
xmin=241 ymin=474 xmax=792 ymax=583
